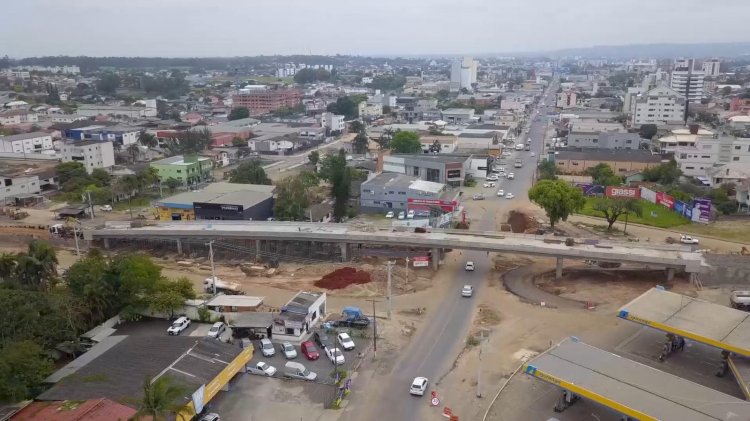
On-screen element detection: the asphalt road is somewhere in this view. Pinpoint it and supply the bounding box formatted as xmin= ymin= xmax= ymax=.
xmin=364 ymin=82 xmax=558 ymax=421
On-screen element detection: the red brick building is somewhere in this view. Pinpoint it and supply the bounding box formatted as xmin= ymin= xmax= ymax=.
xmin=232 ymin=89 xmax=302 ymax=115
xmin=730 ymin=96 xmax=750 ymax=114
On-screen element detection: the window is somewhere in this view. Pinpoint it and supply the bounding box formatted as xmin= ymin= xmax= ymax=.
xmin=592 ymin=139 xmax=598 ymax=143
xmin=572 ymin=162 xmax=579 ymax=166
xmin=701 ymin=155 xmax=711 ymax=158
xmin=626 ymin=139 xmax=632 ymax=144
xmin=398 ymin=191 xmax=406 ymax=195
xmin=685 ymin=166 xmax=695 ymax=169
xmin=733 ymin=157 xmax=740 ymax=161
xmin=388 ymin=191 xmax=394 ymax=194
xmin=735 ymin=146 xmax=742 ymax=150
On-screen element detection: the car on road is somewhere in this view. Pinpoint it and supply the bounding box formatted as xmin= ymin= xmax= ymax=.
xmin=313 ymin=331 xmax=333 ymax=349
xmin=486 ymin=174 xmax=499 ymax=181
xmin=385 ymin=211 xmax=394 ymax=219
xmin=530 ymin=152 xmax=535 ymax=157
xmin=507 ymin=173 xmax=515 ymax=180
xmin=301 ymin=341 xmax=320 ymax=360
xmin=248 ymin=361 xmax=277 ymax=376
xmin=407 ymin=210 xmax=415 ymax=219
xmin=410 ymin=377 xmax=429 ymax=396
xmin=260 ymin=338 xmax=275 ymax=357
xmin=325 ymin=346 xmax=345 ymax=365
xmin=337 ymin=332 xmax=356 ymax=350
xmin=496 ymin=189 xmax=505 ymax=197
xmin=472 ymin=193 xmax=485 ymax=200
xmin=483 ymin=182 xmax=496 ymax=188
xmin=167 ymin=316 xmax=190 ymax=335
xmin=99 ymin=205 xmax=113 ymax=212
xmin=461 ymin=285 xmax=474 ymax=297
xmin=207 ymin=322 xmax=226 ymax=339
xmin=465 ymin=261 xmax=475 ymax=271
xmin=506 ymin=193 xmax=515 ymax=199
xmin=398 ymin=211 xmax=406 ymax=220
xmin=680 ymin=234 xmax=699 ymax=244
xmin=280 ymin=342 xmax=297 ymax=359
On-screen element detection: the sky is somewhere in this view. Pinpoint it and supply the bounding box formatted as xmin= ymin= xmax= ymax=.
xmin=2 ymin=0 xmax=750 ymax=57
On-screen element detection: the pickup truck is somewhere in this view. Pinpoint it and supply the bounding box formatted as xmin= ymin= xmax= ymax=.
xmin=246 ymin=361 xmax=277 ymax=376
xmin=328 ymin=306 xmax=371 ymax=328
xmin=284 ymin=362 xmax=317 ymax=381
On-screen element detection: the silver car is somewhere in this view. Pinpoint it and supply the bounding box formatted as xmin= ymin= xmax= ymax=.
xmin=461 ymin=285 xmax=474 ymax=297
xmin=281 ymin=342 xmax=297 ymax=359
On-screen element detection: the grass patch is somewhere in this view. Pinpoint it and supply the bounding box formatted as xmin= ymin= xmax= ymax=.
xmin=577 ymin=197 xmax=689 ymax=229
xmin=466 ymin=335 xmax=480 ymax=348
xmin=113 ymin=196 xmax=152 ymax=211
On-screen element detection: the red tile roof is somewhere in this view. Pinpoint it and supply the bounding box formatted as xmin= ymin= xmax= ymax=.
xmin=11 ymin=398 xmax=141 ymax=421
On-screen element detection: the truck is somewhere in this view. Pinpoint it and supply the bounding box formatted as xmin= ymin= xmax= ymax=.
xmin=203 ymin=276 xmax=243 ymax=295
xmin=328 ymin=306 xmax=371 ymax=328
xmin=284 ymin=361 xmax=317 ymax=381
xmin=246 ymin=361 xmax=277 ymax=376
xmin=514 ymin=159 xmax=523 ymax=168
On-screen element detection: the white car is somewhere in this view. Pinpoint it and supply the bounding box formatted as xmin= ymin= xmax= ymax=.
xmin=99 ymin=204 xmax=113 ymax=212
xmin=253 ymin=361 xmax=277 ymax=376
xmin=507 ymin=173 xmax=515 ymax=180
xmin=680 ymin=235 xmax=699 ymax=245
xmin=506 ymin=193 xmax=515 ymax=199
xmin=472 ymin=194 xmax=485 ymax=200
xmin=207 ymin=322 xmax=226 ymax=339
xmin=281 ymin=342 xmax=297 ymax=359
xmin=483 ymin=182 xmax=496 ymax=188
xmin=260 ymin=338 xmax=275 ymax=357
xmin=497 ymin=189 xmax=505 ymax=197
xmin=326 ymin=347 xmax=345 ymax=365
xmin=337 ymin=332 xmax=356 ymax=350
xmin=385 ymin=211 xmax=394 ymax=219
xmin=398 ymin=211 xmax=406 ymax=220
xmin=167 ymin=316 xmax=190 ymax=335
xmin=407 ymin=210 xmax=415 ymax=219
xmin=410 ymin=377 xmax=429 ymax=396
xmin=530 ymin=152 xmax=536 ymax=157
xmin=486 ymin=174 xmax=499 ymax=181
xmin=465 ymin=261 xmax=475 ymax=271
xmin=461 ymin=285 xmax=474 ymax=297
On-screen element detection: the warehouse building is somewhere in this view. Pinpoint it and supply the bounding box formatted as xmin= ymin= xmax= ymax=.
xmin=155 ymin=182 xmax=275 ymax=221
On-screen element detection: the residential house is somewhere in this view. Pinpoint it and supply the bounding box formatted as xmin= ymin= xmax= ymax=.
xmin=272 ymin=291 xmax=327 ymax=343
xmin=0 ymin=109 xmax=38 ymax=125
xmin=61 ymin=140 xmax=115 ymax=173
xmin=358 ymin=100 xmax=383 ymax=119
xmin=321 ymin=112 xmax=346 ymax=134
xmin=674 ymin=135 xmax=750 ymax=179
xmin=657 ymin=126 xmax=715 ymax=154
xmin=707 ymin=163 xmax=750 ymax=187
xmin=419 ymin=134 xmax=458 ymax=154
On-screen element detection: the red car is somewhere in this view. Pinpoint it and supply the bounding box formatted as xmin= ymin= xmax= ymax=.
xmin=301 ymin=341 xmax=320 ymax=360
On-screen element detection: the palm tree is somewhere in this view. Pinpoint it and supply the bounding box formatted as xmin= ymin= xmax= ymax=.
xmin=127 ymin=143 xmax=141 ymax=163
xmin=134 ymin=376 xmax=188 ymax=421
xmin=138 ymin=131 xmax=158 ymax=148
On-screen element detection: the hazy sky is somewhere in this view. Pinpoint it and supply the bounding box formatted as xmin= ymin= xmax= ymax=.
xmin=3 ymin=0 xmax=750 ymax=57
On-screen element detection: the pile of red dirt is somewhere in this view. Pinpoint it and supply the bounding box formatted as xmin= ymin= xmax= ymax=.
xmin=314 ymin=267 xmax=372 ymax=290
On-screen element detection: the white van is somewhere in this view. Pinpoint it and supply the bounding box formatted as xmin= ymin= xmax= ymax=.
xmin=515 ymin=144 xmax=524 ymax=151
xmin=260 ymin=338 xmax=275 ymax=357
xmin=284 ymin=361 xmax=317 ymax=381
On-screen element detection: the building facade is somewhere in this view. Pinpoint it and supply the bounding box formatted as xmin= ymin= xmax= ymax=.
xmin=0 ymin=109 xmax=38 ymax=125
xmin=567 ymin=131 xmax=642 ymax=150
xmin=556 ymin=91 xmax=577 ymax=109
xmin=61 ymin=140 xmax=115 ymax=173
xmin=0 ymin=132 xmax=54 ymax=154
xmin=632 ymin=85 xmax=686 ymax=126
xmin=554 ymin=149 xmax=662 ymax=175
xmin=150 ymin=155 xmax=213 ymax=186
xmin=702 ymin=59 xmax=721 ymax=77
xmin=76 ymin=105 xmax=157 ymax=118
xmin=441 ymin=108 xmax=475 ymax=125
xmin=450 ymin=57 xmax=478 ymax=92
xmin=232 ymin=89 xmax=302 ymax=115
xmin=670 ymin=59 xmax=704 ymax=104
xmin=65 ymin=125 xmax=140 ymax=146
xmin=359 ymin=173 xmax=447 ymax=213
xmin=321 ymin=112 xmax=346 ymax=133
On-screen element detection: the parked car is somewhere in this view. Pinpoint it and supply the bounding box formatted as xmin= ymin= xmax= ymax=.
xmin=337 ymin=332 xmax=356 ymax=350
xmin=472 ymin=194 xmax=485 ymax=200
xmin=497 ymin=189 xmax=505 ymax=197
xmin=530 ymin=152 xmax=535 ymax=157
xmin=410 ymin=377 xmax=429 ymax=396
xmin=247 ymin=361 xmax=277 ymax=376
xmin=281 ymin=342 xmax=297 ymax=359
xmin=730 ymin=290 xmax=750 ymax=310
xmin=465 ymin=261 xmax=475 ymax=271
xmin=301 ymin=341 xmax=320 ymax=360
xmin=507 ymin=173 xmax=515 ymax=180
xmin=407 ymin=210 xmax=415 ymax=219
xmin=314 ymin=331 xmax=333 ymax=349
xmin=199 ymin=414 xmax=221 ymax=421
xmin=99 ymin=205 xmax=113 ymax=212
xmin=167 ymin=317 xmax=190 ymax=335
xmin=506 ymin=193 xmax=515 ymax=199
xmin=326 ymin=347 xmax=345 ymax=365
xmin=483 ymin=182 xmax=496 ymax=188
xmin=461 ymin=285 xmax=474 ymax=297
xmin=385 ymin=211 xmax=394 ymax=219
xmin=680 ymin=234 xmax=699 ymax=244
xmin=398 ymin=211 xmax=406 ymax=220
xmin=260 ymin=338 xmax=275 ymax=357
xmin=207 ymin=322 xmax=226 ymax=339
xmin=284 ymin=361 xmax=317 ymax=381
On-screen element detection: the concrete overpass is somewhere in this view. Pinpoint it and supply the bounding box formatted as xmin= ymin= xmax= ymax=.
xmin=86 ymin=221 xmax=707 ymax=278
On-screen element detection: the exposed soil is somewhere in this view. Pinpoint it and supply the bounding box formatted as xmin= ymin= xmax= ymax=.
xmin=507 ymin=210 xmax=540 ymax=234
xmin=314 ymin=267 xmax=372 ymax=289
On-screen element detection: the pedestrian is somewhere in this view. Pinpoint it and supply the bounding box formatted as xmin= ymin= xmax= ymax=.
xmin=677 ymin=336 xmax=685 ymax=351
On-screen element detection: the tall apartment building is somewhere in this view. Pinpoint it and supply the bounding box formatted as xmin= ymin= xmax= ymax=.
xmin=450 ymin=57 xmax=478 ymax=92
xmin=670 ymin=58 xmax=704 ymax=104
xmin=632 ymin=85 xmax=686 ymax=126
xmin=232 ymin=89 xmax=302 ymax=115
xmin=61 ymin=140 xmax=115 ymax=173
xmin=702 ymin=59 xmax=721 ymax=77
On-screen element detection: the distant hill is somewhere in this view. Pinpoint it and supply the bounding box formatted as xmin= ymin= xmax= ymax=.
xmin=541 ymin=42 xmax=750 ymax=59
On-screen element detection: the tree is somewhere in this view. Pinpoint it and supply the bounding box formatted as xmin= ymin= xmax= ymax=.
xmin=721 ymin=86 xmax=732 ymax=96
xmin=228 ymin=107 xmax=250 ymax=121
xmin=308 ymin=150 xmax=319 ymax=170
xmin=390 ymin=131 xmax=422 ymax=153
xmin=585 ymin=163 xmax=622 ymax=186
xmin=349 ymin=120 xmax=365 ymax=134
xmin=91 ymin=168 xmax=111 ymax=187
xmin=592 ymin=198 xmax=643 ymax=231
xmin=537 ymin=160 xmax=558 ymax=180
xmin=56 ymin=161 xmax=88 ymax=185
xmin=0 ymin=341 xmax=54 ymax=403
xmin=327 ymin=95 xmax=366 ymax=120
xmin=528 ymin=180 xmax=585 ymax=228
xmin=148 ymin=278 xmax=195 ymax=319
xmin=134 ymin=375 xmax=188 ymax=421
xmin=382 ymin=105 xmax=391 ymax=115
xmin=352 ymin=130 xmax=369 ymax=154
xmin=642 ymin=159 xmax=682 ymax=185
xmin=65 ymin=251 xmax=114 ymax=323
xmin=229 ymin=160 xmax=271 ymax=185
xmin=127 ymin=143 xmax=141 ymax=163
xmin=164 ymin=177 xmax=182 ymax=193
xmin=231 ymin=136 xmax=247 ymax=147
xmin=138 ymin=132 xmax=157 ymax=148
xmin=366 ymin=75 xmax=406 ymax=91
xmin=293 ymin=68 xmax=331 ymax=84
xmin=14 ymin=240 xmax=58 ymax=290
xmin=319 ymin=149 xmax=351 ymax=222
xmin=95 ymin=72 xmax=120 ymax=94
xmin=165 ymin=129 xmax=212 ymax=156
xmin=638 ymin=124 xmax=658 ymax=140
xmin=274 ymin=176 xmax=310 ymax=221
xmin=613 ymin=113 xmax=630 ymax=125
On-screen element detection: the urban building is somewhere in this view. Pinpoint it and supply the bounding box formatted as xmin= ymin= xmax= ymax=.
xmin=707 ymin=163 xmax=750 ymax=187
xmin=382 ymin=154 xmax=471 ymax=186
xmin=729 ymin=97 xmax=750 ymax=114
xmin=554 ymin=148 xmax=662 ymax=174
xmin=0 ymin=109 xmax=38 ymax=125
xmin=321 ymin=112 xmax=346 ymax=133
xmin=702 ymin=59 xmax=721 ymax=77
xmin=670 ymin=58 xmax=704 ymax=103
xmin=441 ymin=108 xmax=475 ymax=125
xmin=555 ymin=91 xmax=578 ymax=109
xmin=0 ymin=174 xmax=42 ymax=204
xmin=60 ymin=140 xmax=115 ymax=173
xmin=450 ymin=57 xmax=478 ymax=92
xmin=272 ymin=291 xmax=327 ymax=343
xmin=567 ymin=131 xmax=642 ymax=150
xmin=419 ymin=135 xmax=458 ymax=154
xmin=0 ymin=132 xmax=54 ymax=154
xmin=65 ymin=125 xmax=141 ymax=146
xmin=232 ymin=88 xmax=302 ymax=115
xmin=76 ymin=104 xmax=157 ymax=118
xmin=154 ymin=182 xmax=275 ymax=221
xmin=632 ymin=85 xmax=687 ymax=126
xmin=396 ymin=97 xmax=437 ymax=123
xmin=358 ymin=100 xmax=383 ymax=119
xmin=150 ymin=155 xmax=213 ymax=186
xmin=657 ymin=126 xmax=715 ymax=154
xmin=674 ymin=136 xmax=750 ymax=178
xmin=359 ymin=173 xmax=449 ymax=213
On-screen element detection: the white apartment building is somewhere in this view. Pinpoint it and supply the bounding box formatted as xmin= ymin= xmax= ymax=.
xmin=76 ymin=104 xmax=157 ymax=118
xmin=450 ymin=57 xmax=478 ymax=92
xmin=632 ymin=86 xmax=686 ymax=126
xmin=658 ymin=127 xmax=714 ymax=154
xmin=0 ymin=174 xmax=42 ymax=202
xmin=702 ymin=59 xmax=721 ymax=77
xmin=555 ymin=91 xmax=577 ymax=109
xmin=0 ymin=132 xmax=54 ymax=154
xmin=0 ymin=110 xmax=38 ymax=125
xmin=321 ymin=112 xmax=346 ymax=133
xmin=670 ymin=59 xmax=704 ymax=103
xmin=61 ymin=140 xmax=115 ymax=173
xmin=674 ymin=136 xmax=750 ymax=180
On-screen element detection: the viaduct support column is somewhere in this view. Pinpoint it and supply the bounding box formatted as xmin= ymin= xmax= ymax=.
xmin=432 ymin=248 xmax=440 ymax=270
xmin=339 ymin=243 xmax=349 ymax=262
xmin=255 ymin=240 xmax=261 ymax=260
xmin=556 ymin=257 xmax=563 ymax=279
xmin=667 ymin=268 xmax=675 ymax=282
xmin=176 ymin=239 xmax=182 ymax=255
xmin=103 ymin=238 xmax=110 ymax=250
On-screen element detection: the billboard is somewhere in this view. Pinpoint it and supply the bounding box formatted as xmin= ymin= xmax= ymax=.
xmin=575 ymin=183 xmax=605 ymax=196
xmin=655 ymin=192 xmax=674 ymax=209
xmin=690 ymin=198 xmax=712 ymax=224
xmin=413 ymin=256 xmax=430 ymax=268
xmin=640 ymin=187 xmax=657 ymax=204
xmin=605 ymin=186 xmax=640 ymax=199
xmin=407 ymin=197 xmax=458 ymax=213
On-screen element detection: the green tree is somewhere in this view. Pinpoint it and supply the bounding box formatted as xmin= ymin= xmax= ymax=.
xmin=293 ymin=68 xmax=331 ymax=84
xmin=390 ymin=131 xmax=422 ymax=153
xmin=111 ymin=254 xmax=163 ymax=318
xmin=229 ymin=160 xmax=271 ymax=185
xmin=138 ymin=132 xmax=158 ymax=148
xmin=638 ymin=124 xmax=658 ymax=140
xmin=13 ymin=240 xmax=58 ymax=290
xmin=528 ymin=180 xmax=585 ymax=228
xmin=56 ymin=162 xmax=89 ymax=186
xmin=164 ymin=177 xmax=182 ymax=193
xmin=134 ymin=375 xmax=188 ymax=421
xmin=349 ymin=120 xmax=365 ymax=134
xmin=0 ymin=341 xmax=54 ymax=403
xmin=721 ymin=86 xmax=732 ymax=96
xmin=148 ymin=278 xmax=195 ymax=319
xmin=308 ymin=150 xmax=320 ymax=171
xmin=537 ymin=160 xmax=558 ymax=180
xmin=90 ymin=168 xmax=111 ymax=187
xmin=95 ymin=72 xmax=120 ymax=94
xmin=228 ymin=107 xmax=250 ymax=121
xmin=319 ymin=149 xmax=351 ymax=222
xmin=352 ymin=130 xmax=369 ymax=154
xmin=592 ymin=198 xmax=644 ymax=231
xmin=127 ymin=143 xmax=141 ymax=163
xmin=642 ymin=159 xmax=682 ymax=185
xmin=231 ymin=136 xmax=247 ymax=147
xmin=166 ymin=129 xmax=213 ymax=155
xmin=585 ymin=163 xmax=622 ymax=186
xmin=65 ymin=251 xmax=114 ymax=323
xmin=0 ymin=253 xmax=17 ymax=282
xmin=327 ymin=95 xmax=366 ymax=120
xmin=274 ymin=176 xmax=310 ymax=221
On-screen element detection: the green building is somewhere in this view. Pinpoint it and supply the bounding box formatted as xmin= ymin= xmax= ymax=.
xmin=150 ymin=155 xmax=213 ymax=187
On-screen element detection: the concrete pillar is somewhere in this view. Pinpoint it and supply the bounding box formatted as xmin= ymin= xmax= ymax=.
xmin=103 ymin=238 xmax=110 ymax=249
xmin=667 ymin=268 xmax=675 ymax=281
xmin=176 ymin=239 xmax=182 ymax=255
xmin=556 ymin=257 xmax=563 ymax=279
xmin=339 ymin=242 xmax=349 ymax=261
xmin=255 ymin=240 xmax=261 ymax=260
xmin=432 ymin=248 xmax=440 ymax=270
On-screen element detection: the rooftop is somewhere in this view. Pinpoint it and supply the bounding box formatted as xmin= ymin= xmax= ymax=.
xmin=11 ymin=398 xmax=137 ymax=421
xmin=466 ymin=123 xmax=510 ymax=131
xmin=442 ymin=108 xmax=475 ymax=114
xmin=151 ymin=155 xmax=212 ymax=166
xmin=0 ymin=158 xmax=58 ymax=178
xmin=556 ymin=148 xmax=662 ymax=163
xmin=156 ymin=182 xmax=275 ymax=208
xmin=0 ymin=131 xmax=51 ymax=142
xmin=362 ymin=172 xmax=445 ymax=193
xmin=206 ymin=294 xmax=264 ymax=308
xmin=394 ymin=153 xmax=472 ymax=164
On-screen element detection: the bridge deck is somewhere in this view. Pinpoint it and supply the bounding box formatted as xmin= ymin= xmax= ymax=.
xmin=618 ymin=288 xmax=750 ymax=357
xmin=523 ymin=339 xmax=750 ymax=421
xmin=729 ymin=355 xmax=750 ymax=400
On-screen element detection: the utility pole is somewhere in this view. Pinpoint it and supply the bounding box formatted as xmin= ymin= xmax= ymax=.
xmin=207 ymin=240 xmax=217 ymax=294
xmin=87 ymin=190 xmax=95 ymax=220
xmin=365 ymin=299 xmax=379 ymax=360
xmin=404 ymin=257 xmax=409 ymax=285
xmin=386 ymin=261 xmax=394 ymax=319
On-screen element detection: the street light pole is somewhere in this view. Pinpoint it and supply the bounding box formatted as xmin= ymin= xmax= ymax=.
xmin=207 ymin=240 xmax=216 ymax=294
xmin=386 ymin=261 xmax=394 ymax=319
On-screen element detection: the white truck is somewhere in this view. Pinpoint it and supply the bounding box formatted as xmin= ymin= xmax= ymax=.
xmin=730 ymin=291 xmax=750 ymax=311
xmin=203 ymin=276 xmax=242 ymax=294
xmin=284 ymin=362 xmax=317 ymax=381
xmin=247 ymin=361 xmax=277 ymax=376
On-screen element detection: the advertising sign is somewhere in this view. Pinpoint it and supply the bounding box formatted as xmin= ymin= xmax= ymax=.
xmin=691 ymin=198 xmax=712 ymax=223
xmin=640 ymin=187 xmax=657 ymax=204
xmin=656 ymin=192 xmax=674 ymax=209
xmin=413 ymin=256 xmax=430 ymax=268
xmin=192 ymin=384 xmax=206 ymax=414
xmin=605 ymin=186 xmax=640 ymax=199
xmin=575 ymin=184 xmax=605 ymax=196
xmin=673 ymin=200 xmax=685 ymax=216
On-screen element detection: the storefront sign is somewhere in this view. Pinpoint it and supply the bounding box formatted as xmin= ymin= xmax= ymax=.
xmin=605 ymin=186 xmax=640 ymax=199
xmin=413 ymin=256 xmax=430 ymax=268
